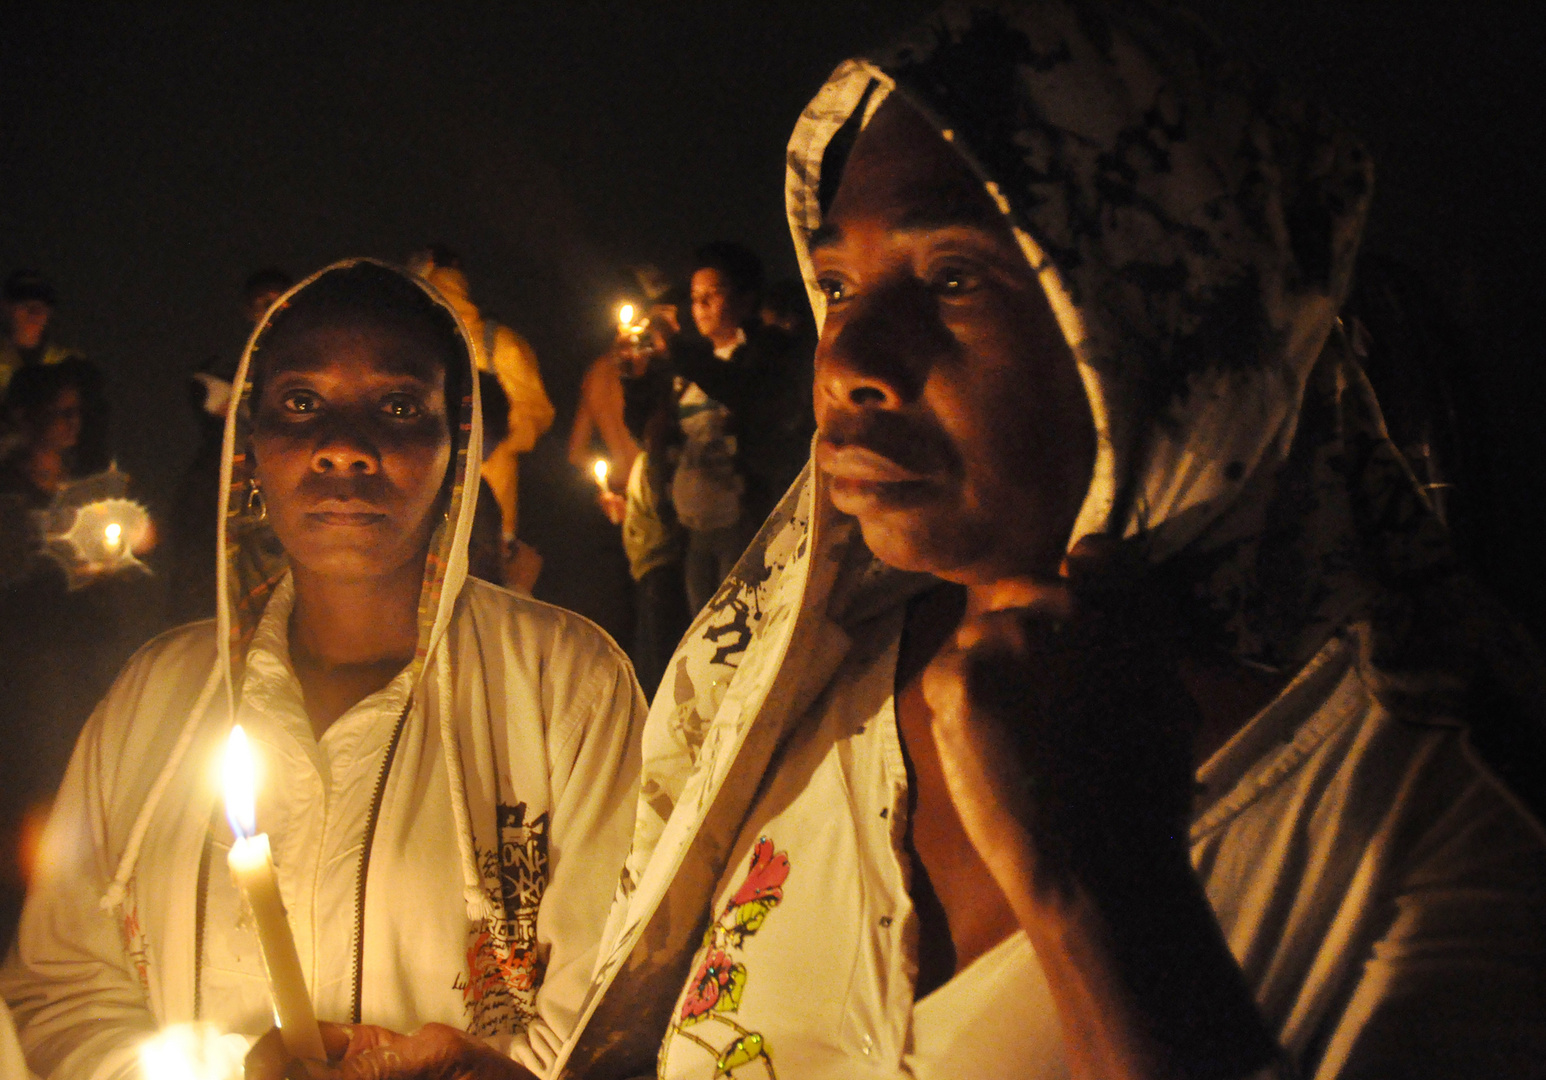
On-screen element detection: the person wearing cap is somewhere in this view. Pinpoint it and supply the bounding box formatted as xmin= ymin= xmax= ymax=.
xmin=0 ymin=272 xmax=85 ymax=400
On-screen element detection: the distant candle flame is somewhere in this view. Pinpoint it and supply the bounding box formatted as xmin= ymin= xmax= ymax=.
xmin=617 ymin=303 xmax=635 ymax=328
xmin=104 ymin=521 xmax=122 ymax=547
xmin=222 ymin=725 xmax=257 ymax=840
xmin=593 ymin=459 xmax=610 ymax=487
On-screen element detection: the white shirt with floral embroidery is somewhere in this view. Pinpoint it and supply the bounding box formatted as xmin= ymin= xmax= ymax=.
xmin=651 ymin=610 xmax=1546 ymax=1080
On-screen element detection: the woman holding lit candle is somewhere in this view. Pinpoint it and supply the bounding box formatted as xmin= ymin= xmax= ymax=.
xmin=1 ymin=260 xmax=645 ymax=1080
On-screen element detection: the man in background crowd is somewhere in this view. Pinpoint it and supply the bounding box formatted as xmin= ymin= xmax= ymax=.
xmin=567 ymin=335 xmax=640 ymax=488
xmin=666 ymin=242 xmax=813 ymax=611
xmin=594 ymin=306 xmax=690 ymax=697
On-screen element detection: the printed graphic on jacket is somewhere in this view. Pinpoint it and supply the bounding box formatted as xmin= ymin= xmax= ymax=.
xmin=118 ymin=878 xmax=151 ymax=996
xmin=458 ymin=802 xmax=549 ymax=1036
xmin=662 ymin=836 xmax=789 ymax=1078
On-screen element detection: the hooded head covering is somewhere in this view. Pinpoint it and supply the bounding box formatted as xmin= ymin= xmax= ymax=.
xmin=218 ymin=258 xmax=479 ymax=683
xmin=788 ymin=0 xmax=1405 ymax=673
xmin=101 ymin=259 xmax=496 ymax=924
xmin=779 ymin=2 xmax=1546 ymax=733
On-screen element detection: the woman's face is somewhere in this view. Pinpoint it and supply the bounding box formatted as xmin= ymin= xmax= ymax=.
xmin=250 ymin=316 xmax=453 ymax=582
xmin=38 ymin=386 xmax=83 ymax=453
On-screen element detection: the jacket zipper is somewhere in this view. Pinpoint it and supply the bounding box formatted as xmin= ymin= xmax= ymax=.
xmin=193 ymin=821 xmax=214 ymax=1019
xmin=350 ymin=699 xmax=413 ymax=1024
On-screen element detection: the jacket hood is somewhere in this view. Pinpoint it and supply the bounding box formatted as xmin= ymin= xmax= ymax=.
xmin=216 ymin=257 xmax=483 ymax=691
xmin=783 ymin=0 xmax=1462 ymax=672
xmin=791 ymin=0 xmax=1371 ymax=552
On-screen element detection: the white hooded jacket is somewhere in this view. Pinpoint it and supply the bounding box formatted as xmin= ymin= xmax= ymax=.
xmin=0 ymin=260 xmax=645 ymax=1080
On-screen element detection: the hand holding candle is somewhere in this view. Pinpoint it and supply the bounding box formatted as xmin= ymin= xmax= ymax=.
xmin=222 ymin=726 xmax=327 ymax=1065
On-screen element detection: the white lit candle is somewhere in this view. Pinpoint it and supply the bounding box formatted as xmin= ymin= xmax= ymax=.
xmin=222 ymin=726 xmax=327 ymax=1063
xmin=103 ymin=521 xmax=123 ymax=559
xmin=617 ymin=302 xmax=635 ymax=330
xmin=592 ymin=458 xmax=611 ymax=491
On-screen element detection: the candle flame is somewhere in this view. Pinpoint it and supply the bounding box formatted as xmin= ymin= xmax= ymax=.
xmin=617 ymin=303 xmax=635 ymax=328
xmin=223 ymin=725 xmax=257 ymax=840
xmin=104 ymin=521 xmax=123 ymax=546
xmin=137 ymin=1022 xmax=248 ymax=1080
xmin=592 ymin=459 xmax=610 ymax=486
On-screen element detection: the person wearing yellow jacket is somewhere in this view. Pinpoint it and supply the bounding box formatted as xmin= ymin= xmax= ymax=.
xmin=411 ymin=247 xmax=555 ymax=546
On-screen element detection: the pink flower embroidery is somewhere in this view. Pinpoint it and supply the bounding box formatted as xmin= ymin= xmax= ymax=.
xmin=728 ymin=837 xmax=789 ymax=909
xmin=680 ymin=948 xmax=744 ymax=1023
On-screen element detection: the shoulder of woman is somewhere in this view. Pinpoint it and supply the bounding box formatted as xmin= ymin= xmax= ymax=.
xmin=460 ymin=578 xmax=634 ymax=682
xmin=72 ymin=620 xmax=221 ymax=795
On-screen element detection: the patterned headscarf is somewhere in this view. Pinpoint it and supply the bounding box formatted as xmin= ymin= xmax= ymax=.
xmin=785 ymin=0 xmax=1436 ymax=673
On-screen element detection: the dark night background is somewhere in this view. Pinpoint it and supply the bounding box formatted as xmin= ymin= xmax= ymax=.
xmin=3 ymin=0 xmax=1544 ymax=639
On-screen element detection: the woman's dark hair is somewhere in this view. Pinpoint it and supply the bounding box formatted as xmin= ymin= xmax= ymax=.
xmin=248 ymin=261 xmax=470 ymax=430
xmin=3 ymin=356 xmax=111 ymax=472
xmin=691 ymin=242 xmax=764 ymax=303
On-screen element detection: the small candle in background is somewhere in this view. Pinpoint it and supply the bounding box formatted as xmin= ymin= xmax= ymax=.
xmin=617 ymin=302 xmax=635 ymax=330
xmin=222 ymin=726 xmax=327 ymax=1064
xmin=103 ymin=520 xmax=123 ymax=558
xmin=592 ymin=458 xmax=611 ymax=491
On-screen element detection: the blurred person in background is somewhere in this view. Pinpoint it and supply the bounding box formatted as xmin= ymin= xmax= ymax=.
xmin=596 ymin=310 xmax=689 ymax=698
xmin=408 ymin=245 xmax=554 ymax=551
xmin=569 ymin=268 xmax=683 ymax=490
xmin=0 ymin=359 xmax=102 ymax=510
xmin=662 ymin=243 xmax=813 ymax=612
xmin=165 ymin=268 xmax=295 ymax=625
xmin=470 ymin=370 xmax=543 ymax=592
xmin=0 ymin=271 xmax=85 ymax=399
xmin=0 ymin=272 xmax=108 ymax=474
xmin=0 ymin=357 xmax=139 ymax=950
xmin=567 ymin=326 xmax=642 ymax=487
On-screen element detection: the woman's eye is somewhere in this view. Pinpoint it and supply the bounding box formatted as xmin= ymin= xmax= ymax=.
xmin=280 ymin=389 xmax=321 ymax=414
xmin=382 ymin=394 xmax=422 ymax=419
xmin=931 ymin=265 xmax=978 ymax=295
xmin=816 ymin=276 xmax=847 ymax=304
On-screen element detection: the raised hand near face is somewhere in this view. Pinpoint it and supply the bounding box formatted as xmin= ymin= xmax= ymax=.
xmin=919 ymin=538 xmax=1199 ymax=902
xmin=916 ymin=538 xmax=1278 ymax=1080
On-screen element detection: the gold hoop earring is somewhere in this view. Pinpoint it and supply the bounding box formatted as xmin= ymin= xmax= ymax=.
xmin=246 ymin=479 xmax=266 ymax=522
